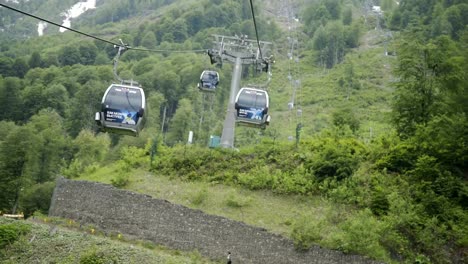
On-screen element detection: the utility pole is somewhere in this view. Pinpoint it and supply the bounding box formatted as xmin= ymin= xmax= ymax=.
xmin=208 ymin=34 xmax=272 ymax=148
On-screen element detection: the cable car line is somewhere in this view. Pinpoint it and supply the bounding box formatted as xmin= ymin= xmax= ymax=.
xmin=130 ymin=47 xmax=206 ymax=54
xmin=283 ymin=0 xmax=303 ymax=139
xmin=0 ymin=3 xmax=118 ymax=46
xmin=249 ymin=0 xmax=264 ymax=60
xmin=0 ymin=3 xmax=206 ymax=54
xmin=112 ymin=42 xmax=128 ymax=84
xmin=286 ymin=0 xmax=304 ymax=142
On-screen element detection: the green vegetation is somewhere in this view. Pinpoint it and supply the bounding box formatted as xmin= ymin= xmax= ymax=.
xmin=0 ymin=0 xmax=467 ymax=263
xmin=0 ymin=217 xmax=218 ymax=263
xmin=79 ymin=132 xmax=467 ymax=263
xmin=0 ymin=221 xmax=31 ymax=249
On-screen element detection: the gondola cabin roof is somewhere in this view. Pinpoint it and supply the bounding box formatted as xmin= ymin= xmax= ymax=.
xmin=102 ymin=84 xmax=145 ymax=106
xmin=235 ymin=87 xmax=269 ymax=108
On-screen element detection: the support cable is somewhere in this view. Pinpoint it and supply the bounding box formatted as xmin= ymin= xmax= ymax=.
xmin=113 ymin=40 xmax=127 ymax=84
xmin=0 ymin=3 xmax=118 ymax=46
xmin=249 ymin=0 xmax=263 ymax=59
xmin=284 ymin=0 xmax=303 ymax=131
xmin=0 ymin=3 xmax=206 ymax=54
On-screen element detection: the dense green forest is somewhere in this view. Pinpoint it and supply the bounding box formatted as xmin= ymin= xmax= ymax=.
xmin=0 ymin=0 xmax=467 ymax=263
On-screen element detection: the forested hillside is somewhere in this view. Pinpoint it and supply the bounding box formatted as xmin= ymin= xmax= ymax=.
xmin=0 ymin=0 xmax=467 ymax=263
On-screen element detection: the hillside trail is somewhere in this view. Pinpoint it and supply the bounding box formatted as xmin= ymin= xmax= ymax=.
xmin=361 ymin=28 xmax=381 ymax=50
xmin=260 ymin=0 xmax=392 ymax=52
xmin=261 ymin=0 xmax=300 ymax=31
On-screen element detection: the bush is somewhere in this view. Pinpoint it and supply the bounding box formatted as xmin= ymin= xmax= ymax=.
xmin=119 ymin=146 xmax=147 ymax=169
xmin=272 ymin=169 xmax=315 ymax=194
xmin=291 ymin=216 xmax=324 ymax=250
xmin=305 ymin=137 xmax=364 ymax=181
xmin=369 ymin=187 xmax=390 ymax=216
xmin=109 ymin=146 xmax=148 ymax=188
xmin=190 ymin=188 xmax=208 ymax=206
xmin=237 ymin=165 xmax=273 ymax=190
xmin=79 ymin=248 xmax=117 ymax=264
xmin=374 ymin=141 xmax=416 ymax=173
xmin=20 ymin=181 xmax=55 ymax=216
xmin=224 ymin=192 xmax=252 ymax=208
xmin=111 ymin=174 xmax=129 ymax=188
xmin=0 ymin=222 xmax=31 ymax=249
xmin=334 ymin=209 xmax=388 ymax=260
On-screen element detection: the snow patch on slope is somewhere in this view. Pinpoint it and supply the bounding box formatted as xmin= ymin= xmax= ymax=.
xmin=59 ymin=0 xmax=96 ymax=33
xmin=36 ymin=0 xmax=96 ymax=36
xmin=38 ymin=21 xmax=47 ymax=36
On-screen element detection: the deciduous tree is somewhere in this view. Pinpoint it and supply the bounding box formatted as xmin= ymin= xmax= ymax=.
xmin=166 ymin=98 xmax=195 ymax=144
xmin=0 ymin=125 xmax=37 ymax=213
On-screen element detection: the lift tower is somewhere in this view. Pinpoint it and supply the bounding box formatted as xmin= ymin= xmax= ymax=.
xmin=208 ymin=34 xmax=272 ymax=148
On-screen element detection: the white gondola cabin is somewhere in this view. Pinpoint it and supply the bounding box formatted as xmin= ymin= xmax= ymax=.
xmin=95 ymin=84 xmax=146 ymax=136
xmin=234 ymin=87 xmax=270 ymax=129
xmin=198 ymin=70 xmax=219 ymax=92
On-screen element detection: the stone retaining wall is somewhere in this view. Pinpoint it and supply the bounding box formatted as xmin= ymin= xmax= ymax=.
xmin=49 ymin=178 xmax=382 ymax=264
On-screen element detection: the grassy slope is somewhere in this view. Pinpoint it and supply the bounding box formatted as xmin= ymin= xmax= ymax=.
xmin=80 ymin=167 xmax=343 ymax=238
xmin=0 ymin=217 xmax=219 ymax=264
xmin=266 ymin=29 xmax=396 ymax=141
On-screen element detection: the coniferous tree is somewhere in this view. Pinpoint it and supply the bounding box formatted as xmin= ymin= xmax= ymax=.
xmin=0 ymin=125 xmax=38 ymax=213
xmin=58 ymin=46 xmax=81 ymax=66
xmin=141 ymin=31 xmax=158 ymax=49
xmin=28 ymin=51 xmax=43 ymax=69
xmin=66 ymin=80 xmax=103 ymax=137
xmin=78 ymin=42 xmax=98 ymax=65
xmin=12 ymin=58 xmax=29 ymax=78
xmin=0 ymin=56 xmax=13 ymax=77
xmin=0 ymin=77 xmax=23 ymax=121
xmin=27 ymin=109 xmax=68 ymax=183
xmin=342 ymin=8 xmax=352 ymax=25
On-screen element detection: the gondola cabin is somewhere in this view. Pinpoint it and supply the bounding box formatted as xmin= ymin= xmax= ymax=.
xmin=198 ymin=70 xmax=219 ymax=92
xmin=234 ymin=87 xmax=271 ymax=129
xmin=95 ymin=84 xmax=146 ymax=136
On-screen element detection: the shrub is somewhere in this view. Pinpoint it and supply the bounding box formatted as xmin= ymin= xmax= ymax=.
xmin=20 ymin=181 xmax=56 ymax=216
xmin=237 ymin=165 xmax=273 ymax=190
xmin=79 ymin=248 xmax=117 ymax=264
xmin=374 ymin=141 xmax=417 ymax=173
xmin=369 ymin=187 xmax=390 ymax=216
xmin=291 ymin=216 xmax=324 ymax=250
xmin=224 ymin=192 xmax=251 ymax=208
xmin=305 ymin=137 xmax=364 ymax=181
xmin=111 ymin=174 xmax=129 ymax=188
xmin=0 ymin=222 xmax=31 ymax=249
xmin=190 ymin=188 xmax=208 ymax=206
xmin=119 ymin=146 xmax=147 ymax=169
xmin=272 ymin=169 xmax=315 ymax=194
xmin=334 ymin=209 xmax=388 ymax=260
